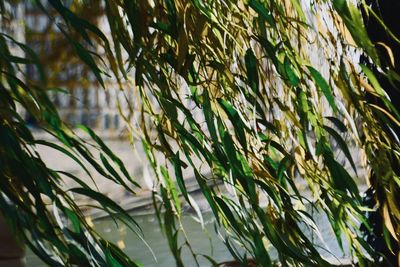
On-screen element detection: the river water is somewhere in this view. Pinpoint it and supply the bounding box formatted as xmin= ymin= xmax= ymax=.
xmin=25 ymin=206 xmax=351 ymax=266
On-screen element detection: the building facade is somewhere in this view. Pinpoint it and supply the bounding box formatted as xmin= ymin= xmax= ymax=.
xmin=25 ymin=2 xmax=127 ymax=134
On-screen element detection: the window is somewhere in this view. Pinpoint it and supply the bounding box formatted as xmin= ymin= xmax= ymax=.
xmin=103 ymin=114 xmax=110 ymax=129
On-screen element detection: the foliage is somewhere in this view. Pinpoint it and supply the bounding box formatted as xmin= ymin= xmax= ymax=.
xmin=0 ymin=3 xmax=142 ymax=266
xmin=1 ymin=0 xmax=400 ymax=266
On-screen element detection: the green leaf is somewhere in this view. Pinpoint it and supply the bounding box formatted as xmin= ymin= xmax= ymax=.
xmin=245 ymin=48 xmax=260 ymax=92
xmin=254 ymin=179 xmax=282 ymax=211
xmin=333 ymin=0 xmax=379 ymax=64
xmin=361 ymin=64 xmax=400 ymax=120
xmin=289 ymin=0 xmax=306 ymax=21
xmin=70 ymin=188 xmax=141 ymax=232
xmin=324 ymin=152 xmax=359 ymax=199
xmin=34 ymin=139 xmax=93 ymax=180
xmin=172 ymin=152 xmax=190 ymax=204
xmin=193 ymin=169 xmax=219 ymax=223
xmin=323 ymin=125 xmax=357 ymax=173
xmin=284 ymin=56 xmax=300 ymax=87
xmin=252 ymin=231 xmax=272 ymax=266
xmin=99 ymin=153 xmax=136 ymax=194
xmin=160 ymin=166 xmax=181 ymax=215
xmin=105 ymin=249 xmax=123 ymax=267
xmin=218 ymin=99 xmax=248 ymax=152
xmin=307 ymin=66 xmax=337 ymax=112
xmin=159 ymin=97 xmax=178 ymax=120
xmin=58 ymin=27 xmax=105 ymax=87
xmin=78 ymin=125 xmax=140 ymax=188
xmin=248 ymin=0 xmax=275 ymax=26
xmin=203 ymin=90 xmax=219 ymax=144
xmin=215 ymin=196 xmax=242 ymax=234
xmin=325 ymin=116 xmax=347 ymax=132
xmin=64 ymin=208 xmax=81 ymax=234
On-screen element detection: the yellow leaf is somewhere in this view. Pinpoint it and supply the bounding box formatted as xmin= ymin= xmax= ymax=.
xmin=383 ymin=203 xmax=399 ymax=241
xmin=117 ymin=240 xmax=126 ymax=250
xmin=376 ymin=42 xmax=395 ymax=67
xmin=85 ymin=216 xmax=94 ymax=227
xmin=369 ymin=104 xmax=400 ymax=128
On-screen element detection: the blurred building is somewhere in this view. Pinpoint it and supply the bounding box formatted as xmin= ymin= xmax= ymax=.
xmin=24 ymin=2 xmax=126 ymax=134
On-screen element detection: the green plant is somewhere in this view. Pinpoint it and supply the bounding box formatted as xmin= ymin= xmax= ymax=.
xmin=1 ymin=0 xmax=400 ymax=266
xmin=0 ymin=3 xmax=142 ymax=266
